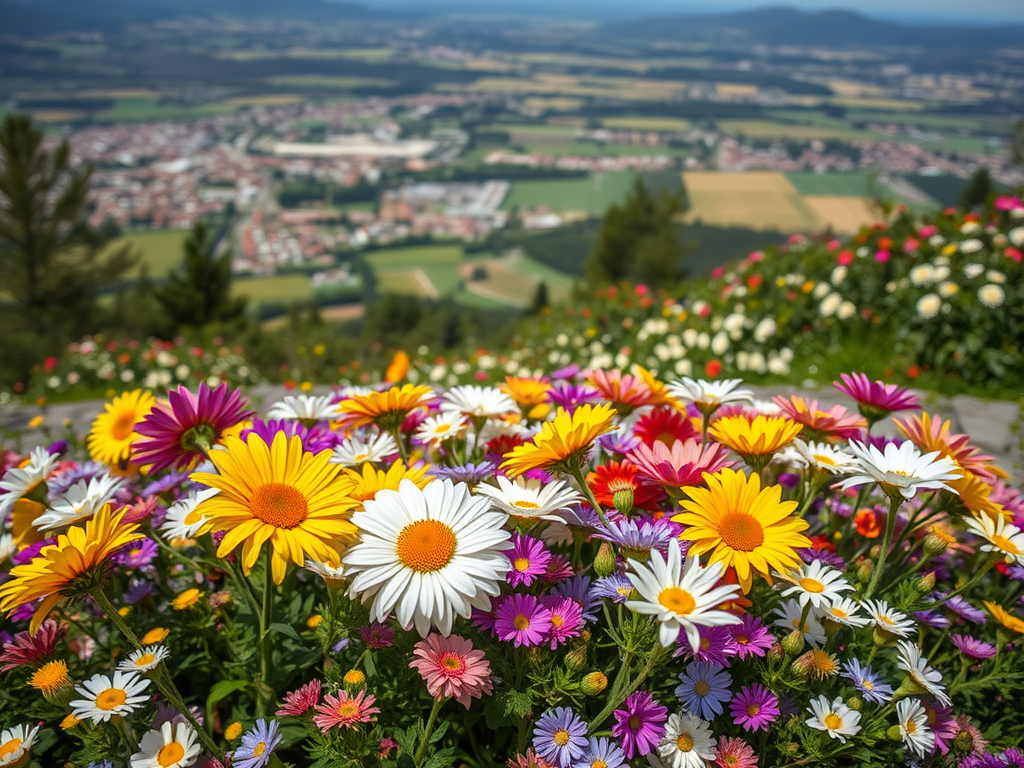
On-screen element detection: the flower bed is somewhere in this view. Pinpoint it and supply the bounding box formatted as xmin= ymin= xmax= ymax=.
xmin=2 ymin=373 xmax=1024 ymax=767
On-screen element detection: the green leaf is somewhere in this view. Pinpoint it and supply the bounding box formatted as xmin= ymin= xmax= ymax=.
xmin=205 ymin=679 xmax=250 ymax=719
xmin=266 ymin=622 xmax=301 ymax=641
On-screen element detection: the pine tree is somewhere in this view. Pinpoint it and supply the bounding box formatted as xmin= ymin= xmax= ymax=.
xmin=960 ymin=167 xmax=993 ymax=210
xmin=528 ymin=280 xmax=549 ymax=315
xmin=154 ymin=220 xmax=247 ymax=333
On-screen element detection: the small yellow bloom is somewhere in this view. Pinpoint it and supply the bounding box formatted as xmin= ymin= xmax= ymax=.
xmin=60 ymin=713 xmax=81 ymax=730
xmin=313 ymin=344 xmax=326 ymax=356
xmin=118 ymin=606 xmax=131 ymax=617
xmin=775 ymin=277 xmax=787 ymax=288
xmin=142 ymin=627 xmax=169 ymax=644
xmin=344 ymin=460 xmax=432 ymax=507
xmin=28 ymin=415 xmax=44 ymax=429
xmin=942 ymin=243 xmax=958 ymax=256
xmin=501 ymin=404 xmax=617 ymax=477
xmin=307 ymin=614 xmax=323 ymax=628
xmin=709 ymin=415 xmax=802 ymax=466
xmin=336 ymin=384 xmax=434 ymax=431
xmin=985 ymin=601 xmax=1024 ymax=634
xmin=172 ymin=588 xmax=203 ymax=610
xmin=801 ymin=281 xmax=815 ymax=294
xmin=343 ymin=669 xmax=365 ymax=686
xmin=225 ymin=721 xmax=243 ymax=741
xmin=30 ymin=659 xmax=72 ymax=698
xmin=300 ymin=381 xmax=313 ymax=392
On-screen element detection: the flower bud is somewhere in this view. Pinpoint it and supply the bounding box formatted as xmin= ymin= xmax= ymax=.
xmin=855 ymin=558 xmax=874 ymax=584
xmin=768 ymin=642 xmax=784 ymax=659
xmin=30 ymin=660 xmax=74 ymax=705
xmin=565 ymin=644 xmax=587 ymax=671
xmin=914 ymin=571 xmax=936 ymax=593
xmin=923 ymin=531 xmax=950 ymax=558
xmin=873 ymin=626 xmax=900 ymax=648
xmin=343 ymin=669 xmax=366 ymax=692
xmin=847 ymin=696 xmax=863 ymax=711
xmin=781 ymin=629 xmax=805 ymax=657
xmin=593 ymin=542 xmax=617 ymax=578
xmin=613 ymin=488 xmax=635 ymax=515
xmin=886 ymin=725 xmax=903 ymax=741
xmin=580 ymin=671 xmax=608 ymax=696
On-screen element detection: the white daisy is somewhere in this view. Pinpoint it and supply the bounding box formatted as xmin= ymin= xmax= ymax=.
xmin=304 ymin=557 xmax=346 ymax=584
xmin=665 ymin=377 xmax=753 ymax=415
xmin=841 ymin=441 xmax=960 ymax=500
xmin=805 ymin=695 xmax=861 ymax=743
xmin=963 ymin=514 xmax=1024 ymax=566
xmin=656 ymin=711 xmax=717 ymax=768
xmin=777 ymin=439 xmax=855 ymax=474
xmin=776 ymin=560 xmax=853 ymax=611
xmin=861 ymin=599 xmax=916 ymax=638
xmin=896 ymin=640 xmax=951 ymax=706
xmin=414 ymin=412 xmax=469 ymax=446
xmin=159 ymin=488 xmax=220 ymax=540
xmin=474 ymin=475 xmax=581 ymax=523
xmin=897 ymin=698 xmax=934 ymax=758
xmin=70 ymin=670 xmax=151 ymax=722
xmin=0 ymin=723 xmax=40 ymax=767
xmin=130 ymin=721 xmax=201 ymax=768
xmin=268 ymin=394 xmax=340 ymax=423
xmin=342 ymin=478 xmax=512 ymax=637
xmin=772 ymin=598 xmax=826 ymax=647
xmin=118 ymin=644 xmax=169 ymax=673
xmin=0 ymin=447 xmax=57 ymax=516
xmin=440 ymin=385 xmax=516 ymax=420
xmin=816 ymin=596 xmax=870 ymax=628
xmin=34 ymin=474 xmax=126 ymax=531
xmin=625 ymin=539 xmax=741 ymax=650
xmin=0 ymin=533 xmax=14 ymax=564
xmin=329 ymin=433 xmax=398 ymax=467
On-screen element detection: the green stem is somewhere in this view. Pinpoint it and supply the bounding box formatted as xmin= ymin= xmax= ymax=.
xmin=415 ymin=697 xmax=446 ymax=767
xmin=112 ymin=716 xmax=137 ymax=761
xmin=589 ymin=639 xmax=667 ymax=733
xmin=864 ymin=495 xmax=902 ymax=599
xmin=258 ymin=552 xmax=275 ymax=717
xmin=570 ymin=465 xmax=611 ymax=528
xmin=148 ymin=531 xmax=207 ymax=574
xmin=931 ymin=555 xmax=998 ymax=605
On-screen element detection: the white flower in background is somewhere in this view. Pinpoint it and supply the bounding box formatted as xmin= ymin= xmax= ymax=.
xmin=986 ymin=270 xmax=1006 ymax=284
xmin=963 ymin=263 xmax=985 ymax=279
xmin=35 ymin=474 xmax=126 ymax=531
xmin=963 ymin=514 xmax=1024 ymax=566
xmin=960 ymin=221 xmax=980 ymax=234
xmin=938 ymin=281 xmax=959 ymax=298
xmin=830 ymin=266 xmax=847 ymax=285
xmin=933 ymin=264 xmax=950 ymax=280
xmin=816 ymin=596 xmax=870 ymax=628
xmin=657 ymin=712 xmax=717 ymax=768
xmin=682 ymin=328 xmax=699 ymax=347
xmin=159 ymin=487 xmax=220 ymax=540
xmin=897 ymin=699 xmax=934 ymax=758
xmin=836 ymin=301 xmax=856 ymax=320
xmin=753 ymin=317 xmax=776 ymax=343
xmin=779 ymin=439 xmax=855 ymax=474
xmin=0 ymin=532 xmax=15 ymax=564
xmin=118 ymin=644 xmax=169 ymax=673
xmin=856 ymin=246 xmax=869 ymax=257
xmin=1009 ymin=226 xmax=1024 ymax=246
xmin=916 ymin=294 xmax=941 ymax=319
xmin=0 ymin=447 xmax=57 ymax=517
xmin=860 ymin=599 xmax=915 ymax=638
xmin=414 ymin=412 xmax=469 ymax=446
xmin=978 ymin=284 xmax=1005 ymax=308
xmin=842 ymin=440 xmax=960 ymax=500
xmin=268 ymin=395 xmax=340 ymax=422
xmin=909 ymin=265 xmax=935 ymax=286
xmin=819 ymin=293 xmax=842 ymax=317
xmin=773 ymin=598 xmax=826 ymax=646
xmin=475 ymin=475 xmax=581 ymax=523
xmin=711 ymin=333 xmax=729 ymax=356
xmin=885 ymin=281 xmax=897 ymax=293
xmin=959 ymin=238 xmax=983 ymax=254
xmin=666 ymin=377 xmax=753 ymax=413
xmin=896 ymin=641 xmax=951 ymax=706
xmin=805 ymin=696 xmax=861 ymax=743
xmin=441 ymin=385 xmax=516 ymax=420
xmin=813 ymin=282 xmax=831 ymax=299
xmin=928 ymin=234 xmax=945 ymax=247
xmin=776 ymin=560 xmax=853 ymax=611
xmin=330 ymin=433 xmax=398 ymax=467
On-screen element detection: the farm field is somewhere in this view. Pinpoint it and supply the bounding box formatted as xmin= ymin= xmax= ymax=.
xmin=785 ymin=172 xmax=872 ymax=196
xmin=715 ymin=119 xmax=873 ymax=141
xmin=108 ymin=229 xmax=189 ymax=278
xmin=683 ymin=171 xmax=819 ymax=231
xmin=500 ymin=172 xmax=639 ymax=214
xmin=232 ymin=274 xmax=312 ymax=302
xmin=802 ymin=196 xmax=877 ymax=233
xmin=602 ymin=116 xmax=693 ymax=131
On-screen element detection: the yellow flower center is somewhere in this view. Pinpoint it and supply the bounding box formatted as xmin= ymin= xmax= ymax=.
xmin=554 ymin=730 xmax=570 ymax=746
xmin=442 ymin=655 xmax=464 ymax=671
xmin=718 ymin=512 xmax=765 ymax=551
xmin=747 ymin=704 xmax=761 ymax=717
xmin=813 ymin=454 xmax=836 ymax=466
xmin=695 ymin=680 xmax=711 ymax=696
xmin=824 ymin=713 xmax=843 ymax=730
xmin=354 ymin=453 xmax=369 ymax=462
xmin=880 ymin=615 xmax=895 ymax=625
xmin=396 ymin=520 xmax=457 ymax=572
xmin=157 ymin=742 xmax=186 ymax=767
xmin=96 ymin=687 xmax=128 ymax=711
xmin=435 ymin=424 xmax=452 ymax=434
xmin=676 ymin=734 xmax=694 ymax=752
xmin=250 ymin=482 xmax=309 ymax=529
xmin=592 ymin=761 xmax=608 ymax=768
xmin=514 ymin=615 xmax=531 ymax=631
xmin=184 ymin=509 xmax=204 ymax=525
xmin=112 ymin=412 xmax=136 ymax=441
xmin=551 ymin=615 xmax=565 ymax=628
xmin=991 ymin=535 xmax=1021 ymax=555
xmin=831 ymin=607 xmax=848 ymax=618
xmin=658 ymin=587 xmax=696 ymax=615
xmin=736 ymin=633 xmax=750 ymax=645
xmin=30 ymin=660 xmax=69 ymax=694
xmin=344 ymin=670 xmax=365 ymax=685
xmin=337 ymin=702 xmax=360 ymax=718
xmin=800 ymin=578 xmax=825 ymax=593
xmin=629 ymin=715 xmax=642 ymax=730
xmin=906 ymin=721 xmax=917 ymax=735
xmin=0 ymin=738 xmax=23 ymax=759
xmin=514 ymin=557 xmax=531 ymax=572
xmin=512 ymin=500 xmax=540 ymax=509
xmin=863 ymin=680 xmax=874 ymax=690
xmin=135 ymin=653 xmax=156 ymax=667
xmin=253 ymin=741 xmax=267 ymax=757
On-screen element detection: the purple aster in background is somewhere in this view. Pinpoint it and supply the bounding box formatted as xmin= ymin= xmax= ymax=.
xmin=124 ymin=579 xmax=154 ymax=605
xmin=597 ymin=431 xmax=642 ymax=456
xmin=428 ymin=461 xmax=497 ymax=485
xmin=240 ymin=418 xmax=306 ymax=447
xmin=144 ymin=468 xmax=193 ymax=497
xmin=550 ymin=364 xmax=582 ymax=381
xmin=941 ymin=595 xmax=988 ymax=624
xmin=358 ymin=622 xmax=395 ymax=650
xmin=841 ymin=658 xmax=892 ymax=704
xmin=797 ymin=546 xmax=847 ymax=570
xmin=305 ymin=427 xmax=344 ymax=454
xmin=551 ymin=575 xmax=600 ymax=623
xmin=677 ymin=625 xmax=736 ymax=665
xmin=505 ymin=533 xmax=552 ymax=588
xmin=233 ymin=719 xmax=281 ymax=768
xmin=611 ymin=691 xmax=667 ymax=759
xmin=834 ymin=372 xmax=920 ymax=423
xmin=862 ymin=433 xmax=904 ymax=452
xmin=495 ymin=594 xmax=552 ymax=647
xmin=541 ymin=555 xmax=575 ymax=584
xmin=593 ymin=516 xmax=682 ymax=560
xmin=915 ymin=609 xmax=950 ymax=629
xmin=924 ymin=702 xmax=958 ymax=756
xmin=46 ymin=461 xmax=108 ymax=497
xmin=728 ymin=614 xmax=773 ymax=660
xmin=548 ymin=383 xmax=601 ymax=412
xmin=951 ymin=634 xmax=997 ymax=660
xmin=532 ymin=707 xmax=588 ymax=768
xmin=560 ymin=504 xmax=607 ymax=531
xmin=592 ymin=573 xmax=635 ymax=605
xmin=776 ymin=472 xmax=801 ymax=489
xmin=729 ymin=684 xmax=780 ymax=732
xmin=577 ymin=737 xmax=626 ymax=768
xmin=541 ymin=596 xmax=583 ymax=649
xmin=470 ymin=606 xmax=497 ymax=637
xmin=113 ymin=538 xmax=158 ymax=569
xmin=675 ymin=661 xmax=732 ymax=720
xmin=13 ymin=539 xmax=55 ymax=566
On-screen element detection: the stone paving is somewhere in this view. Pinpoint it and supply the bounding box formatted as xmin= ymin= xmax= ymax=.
xmin=1 ymin=383 xmax=1021 ymax=481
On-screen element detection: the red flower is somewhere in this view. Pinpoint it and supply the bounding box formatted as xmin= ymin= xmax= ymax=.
xmin=855 ymin=509 xmax=882 ymax=539
xmin=746 ymin=274 xmax=762 ymax=290
xmin=906 ymin=366 xmax=920 ymax=379
xmin=705 ymin=360 xmax=721 ymax=377
xmin=633 ymin=407 xmax=699 ymax=448
xmin=587 ymin=461 xmax=665 ymax=511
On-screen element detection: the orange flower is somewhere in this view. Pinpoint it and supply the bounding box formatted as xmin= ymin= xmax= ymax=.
xmin=384 ymin=351 xmax=410 ymax=383
xmin=855 ymin=508 xmax=882 ymax=539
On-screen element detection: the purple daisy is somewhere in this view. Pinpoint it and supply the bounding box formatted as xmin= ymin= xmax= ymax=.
xmin=577 ymin=737 xmax=626 ymax=768
xmin=551 ymin=575 xmax=600 ymax=623
xmin=541 ymin=555 xmax=575 ymax=584
xmin=592 ymin=573 xmax=635 ymax=605
xmin=796 ymin=546 xmax=847 ymax=571
xmin=532 ymin=707 xmax=588 ymax=768
xmin=234 ymin=718 xmax=281 ymax=768
xmin=428 ymin=461 xmax=497 ymax=485
xmin=841 ymin=658 xmax=892 ymax=704
xmin=597 ymin=431 xmax=642 ymax=456
xmin=46 ymin=461 xmax=107 ymax=497
xmin=541 ymin=596 xmax=583 ymax=649
xmin=915 ymin=609 xmax=950 ymax=629
xmin=240 ymin=418 xmax=307 ymax=447
xmin=611 ymin=691 xmax=667 ymax=759
xmin=470 ymin=607 xmax=497 ymax=637
xmin=834 ymin=372 xmax=920 ymax=422
xmin=675 ymin=661 xmax=732 ymax=720
xmin=728 ymin=614 xmax=773 ymax=660
xmin=495 ymin=594 xmax=552 ymax=647
xmin=144 ymin=468 xmax=193 ymax=497
xmin=124 ymin=579 xmax=154 ymax=605
xmin=113 ymin=538 xmax=158 ymax=568
xmin=133 ymin=382 xmax=253 ymax=472
xmin=951 ymin=634 xmax=997 ymax=660
xmin=506 ymin=533 xmax=552 ymax=588
xmin=924 ymin=702 xmax=958 ymax=755
xmin=729 ymin=684 xmax=779 ymax=732
xmin=942 ymin=595 xmax=988 ymax=624
xmin=593 ymin=516 xmax=682 ymax=560
xmin=677 ymin=624 xmax=736 ymax=664
xmin=548 ymin=383 xmax=601 ymax=412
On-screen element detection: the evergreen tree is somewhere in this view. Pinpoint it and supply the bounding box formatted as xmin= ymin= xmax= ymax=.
xmin=154 ymin=221 xmax=247 ymax=333
xmin=586 ymin=177 xmax=689 ymax=289
xmin=528 ymin=280 xmax=549 ymax=315
xmin=960 ymin=167 xmax=993 ymax=210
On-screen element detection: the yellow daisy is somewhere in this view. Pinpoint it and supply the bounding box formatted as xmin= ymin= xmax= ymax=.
xmin=948 ymin=474 xmax=1007 ymax=521
xmin=501 ymin=404 xmax=617 ymax=477
xmin=336 ymin=384 xmax=434 ymax=430
xmin=190 ymin=433 xmax=360 ymax=584
xmin=0 ymin=504 xmax=143 ymax=633
xmin=87 ymin=390 xmax=155 ymax=469
xmin=172 ymin=588 xmax=203 ymax=610
xmin=673 ymin=468 xmax=811 ymax=593
xmin=708 ymin=415 xmax=803 ymax=469
xmin=343 ymin=460 xmax=433 ymax=508
xmin=984 ymin=600 xmax=1024 ymax=635
xmin=30 ymin=659 xmax=73 ymax=701
xmin=501 ymin=376 xmax=552 ymax=420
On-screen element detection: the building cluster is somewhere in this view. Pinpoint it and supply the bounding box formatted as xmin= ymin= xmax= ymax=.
xmin=379 ymin=181 xmax=510 ymax=240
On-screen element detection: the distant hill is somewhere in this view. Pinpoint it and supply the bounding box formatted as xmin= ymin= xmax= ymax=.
xmin=604 ymin=6 xmax=1024 ymax=49
xmin=0 ymin=0 xmax=382 ymax=35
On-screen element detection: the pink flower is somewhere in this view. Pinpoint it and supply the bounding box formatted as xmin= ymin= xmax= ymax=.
xmin=919 ymin=225 xmax=937 ymax=238
xmin=837 ymin=250 xmax=854 ymax=265
xmin=409 ymin=634 xmax=493 ymax=709
xmin=541 ymin=597 xmax=583 ymax=649
xmin=495 ymin=594 xmax=552 ymax=647
xmin=874 ymin=249 xmax=890 ymax=263
xmin=1005 ymin=247 xmax=1023 ymax=263
xmin=714 ymin=736 xmax=758 ymax=768
xmin=627 ymin=439 xmax=733 ymax=488
xmin=612 ymin=691 xmax=667 ymax=759
xmin=995 ymin=195 xmax=1022 ymax=211
xmin=277 ymin=679 xmax=322 ymax=717
xmin=505 ymin=534 xmax=551 ymax=588
xmin=313 ymin=690 xmax=379 ymax=732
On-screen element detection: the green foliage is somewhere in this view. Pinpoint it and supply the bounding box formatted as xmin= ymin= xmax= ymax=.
xmin=960 ymin=167 xmax=993 ymax=209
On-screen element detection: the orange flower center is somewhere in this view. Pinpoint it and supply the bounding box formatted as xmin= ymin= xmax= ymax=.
xmin=676 ymin=734 xmax=694 ymax=752
xmin=441 ymin=654 xmax=464 ymax=671
xmin=30 ymin=660 xmax=69 ymax=693
xmin=514 ymin=557 xmax=531 ymax=572
xmin=250 ymin=483 xmax=309 ymax=529
xmin=112 ymin=412 xmax=136 ymax=441
xmin=512 ymin=500 xmax=540 ymax=509
xmin=337 ymin=702 xmax=360 ymax=718
xmin=906 ymin=721 xmax=917 ymax=735
xmin=658 ymin=587 xmax=696 ymax=615
xmin=157 ymin=742 xmax=186 ymax=767
xmin=0 ymin=739 xmax=23 ymax=759
xmin=252 ymin=742 xmax=267 ymax=757
xmin=513 ymin=615 xmax=530 ymax=631
xmin=718 ymin=512 xmax=765 ymax=551
xmin=135 ymin=653 xmax=156 ymax=667
xmin=746 ymin=704 xmax=761 ymax=717
xmin=799 ymin=578 xmax=825 ymax=593
xmin=396 ymin=520 xmax=457 ymax=572
xmin=551 ymin=615 xmax=564 ymax=628
xmin=991 ymin=535 xmax=1021 ymax=555
xmin=96 ymin=688 xmax=128 ymax=711
xmin=824 ymin=713 xmax=843 ymax=730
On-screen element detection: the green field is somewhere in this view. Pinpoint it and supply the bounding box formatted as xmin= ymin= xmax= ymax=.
xmin=232 ymin=275 xmax=312 ymax=302
xmin=785 ymin=172 xmax=872 ymax=196
xmin=110 ymin=230 xmax=189 ymax=278
xmin=602 ymin=116 xmax=692 ymax=131
xmin=501 ymin=172 xmax=639 ymax=213
xmin=365 ymin=245 xmax=464 ymax=271
xmin=96 ymin=98 xmax=233 ymax=122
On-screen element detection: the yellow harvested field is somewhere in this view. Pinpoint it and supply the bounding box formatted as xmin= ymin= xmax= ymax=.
xmin=716 ymin=120 xmax=863 ymax=140
xmin=803 ymin=196 xmax=877 ymax=233
xmin=448 ymin=74 xmax=686 ymax=101
xmin=828 ymin=97 xmax=925 ymax=111
xmin=377 ymin=270 xmax=431 ymax=298
xmin=29 ymin=109 xmax=90 ymax=122
xmin=683 ymin=171 xmax=818 ymax=232
xmin=716 ymin=83 xmax=759 ymax=97
xmin=823 ymin=78 xmax=890 ymax=97
xmin=603 ymin=116 xmax=692 ymax=131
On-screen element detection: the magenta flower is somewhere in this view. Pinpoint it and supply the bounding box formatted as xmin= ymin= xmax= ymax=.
xmin=276 ymin=679 xmax=322 ymax=717
xmin=950 ymin=634 xmax=997 ymax=660
xmin=730 ymin=684 xmax=780 ymax=732
xmin=505 ymin=533 xmax=551 ymax=588
xmin=728 ymin=614 xmax=774 ymax=660
xmin=358 ymin=622 xmax=396 ymax=650
xmin=541 ymin=596 xmax=583 ymax=649
xmin=834 ymin=373 xmax=920 ymax=423
xmin=676 ymin=625 xmax=736 ymax=665
xmin=133 ymin=382 xmax=253 ymax=471
xmin=113 ymin=538 xmax=158 ymax=568
xmin=627 ymin=438 xmax=733 ymax=488
xmin=495 ymin=594 xmax=552 ymax=647
xmin=611 ymin=691 xmax=667 ymax=759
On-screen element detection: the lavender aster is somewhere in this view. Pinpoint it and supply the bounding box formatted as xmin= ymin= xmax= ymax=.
xmin=675 ymin=661 xmax=732 ymax=720
xmin=841 ymin=658 xmax=892 ymax=704
xmin=533 ymin=707 xmax=588 ymax=768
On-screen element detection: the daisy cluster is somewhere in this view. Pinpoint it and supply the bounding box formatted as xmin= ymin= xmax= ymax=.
xmin=1 ymin=371 xmax=1024 ymax=768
